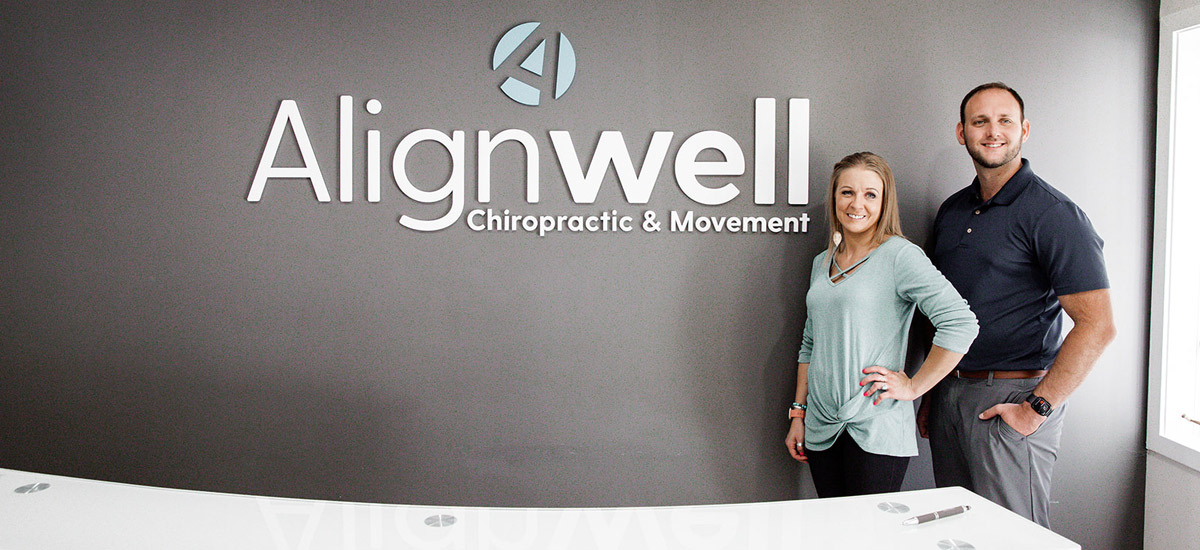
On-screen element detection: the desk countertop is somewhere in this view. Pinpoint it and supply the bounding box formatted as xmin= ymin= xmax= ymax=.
xmin=0 ymin=468 xmax=1078 ymax=549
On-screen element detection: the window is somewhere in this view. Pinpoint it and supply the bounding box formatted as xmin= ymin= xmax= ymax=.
xmin=1149 ymin=7 xmax=1200 ymax=471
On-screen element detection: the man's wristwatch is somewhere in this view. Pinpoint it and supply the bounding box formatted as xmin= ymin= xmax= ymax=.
xmin=1025 ymin=394 xmax=1053 ymax=417
xmin=788 ymin=402 xmax=807 ymax=419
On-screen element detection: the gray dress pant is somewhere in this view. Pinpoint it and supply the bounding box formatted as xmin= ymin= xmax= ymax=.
xmin=927 ymin=374 xmax=1066 ymax=528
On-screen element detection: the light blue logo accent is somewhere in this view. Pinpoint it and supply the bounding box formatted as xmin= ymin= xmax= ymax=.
xmin=492 ymin=22 xmax=577 ymax=106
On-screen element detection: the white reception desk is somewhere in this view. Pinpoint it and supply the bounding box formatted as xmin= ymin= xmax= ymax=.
xmin=0 ymin=468 xmax=1078 ymax=549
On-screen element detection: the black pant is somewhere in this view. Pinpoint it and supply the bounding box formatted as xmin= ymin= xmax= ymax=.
xmin=806 ymin=434 xmax=910 ymax=498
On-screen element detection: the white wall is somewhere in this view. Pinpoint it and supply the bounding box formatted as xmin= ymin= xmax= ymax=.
xmin=1162 ymin=0 xmax=1200 ymax=16
xmin=1144 ymin=452 xmax=1200 ymax=550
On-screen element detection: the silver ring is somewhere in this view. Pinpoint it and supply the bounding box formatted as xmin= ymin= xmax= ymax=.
xmin=881 ymin=384 xmax=889 ymax=392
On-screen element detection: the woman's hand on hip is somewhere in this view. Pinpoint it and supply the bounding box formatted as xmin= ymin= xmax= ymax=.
xmin=860 ymin=366 xmax=918 ymax=404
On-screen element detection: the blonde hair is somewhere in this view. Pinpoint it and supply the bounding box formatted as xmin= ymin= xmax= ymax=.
xmin=825 ymin=151 xmax=904 ymax=260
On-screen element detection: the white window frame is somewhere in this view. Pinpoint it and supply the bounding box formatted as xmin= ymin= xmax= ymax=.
xmin=1148 ymin=3 xmax=1200 ymax=472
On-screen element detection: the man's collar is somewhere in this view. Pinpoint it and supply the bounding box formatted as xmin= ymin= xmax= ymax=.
xmin=970 ymin=159 xmax=1033 ymax=206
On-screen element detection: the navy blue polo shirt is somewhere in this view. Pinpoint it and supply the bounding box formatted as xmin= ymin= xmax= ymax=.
xmin=931 ymin=159 xmax=1108 ymax=372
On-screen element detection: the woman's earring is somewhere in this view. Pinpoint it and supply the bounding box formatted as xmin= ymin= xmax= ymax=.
xmin=833 ymin=231 xmax=842 ymax=248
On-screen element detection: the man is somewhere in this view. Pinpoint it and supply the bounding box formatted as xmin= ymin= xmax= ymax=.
xmin=918 ymin=82 xmax=1116 ymax=527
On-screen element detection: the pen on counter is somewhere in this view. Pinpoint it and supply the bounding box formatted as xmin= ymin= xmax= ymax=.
xmin=901 ymin=505 xmax=970 ymax=526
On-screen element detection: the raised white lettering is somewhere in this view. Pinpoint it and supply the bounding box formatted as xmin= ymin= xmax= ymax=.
xmin=391 ymin=129 xmax=466 ymax=231
xmin=675 ymin=131 xmax=744 ymax=205
xmin=248 ymin=100 xmax=331 ymax=202
xmin=550 ymin=130 xmax=673 ymax=204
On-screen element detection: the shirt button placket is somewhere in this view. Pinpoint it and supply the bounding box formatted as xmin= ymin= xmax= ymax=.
xmin=966 ymin=209 xmax=980 ymax=235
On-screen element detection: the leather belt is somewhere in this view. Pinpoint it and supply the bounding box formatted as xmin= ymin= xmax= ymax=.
xmin=953 ymin=369 xmax=1048 ymax=380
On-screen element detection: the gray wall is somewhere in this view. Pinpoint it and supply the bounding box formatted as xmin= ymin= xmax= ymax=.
xmin=0 ymin=1 xmax=1155 ymax=549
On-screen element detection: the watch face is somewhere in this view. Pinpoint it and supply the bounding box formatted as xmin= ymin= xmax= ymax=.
xmin=1027 ymin=395 xmax=1051 ymax=416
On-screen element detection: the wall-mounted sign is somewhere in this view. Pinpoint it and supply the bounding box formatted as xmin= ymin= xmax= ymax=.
xmin=246 ymin=23 xmax=812 ymax=236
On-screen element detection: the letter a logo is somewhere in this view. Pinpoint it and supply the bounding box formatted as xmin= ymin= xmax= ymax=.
xmin=492 ymin=22 xmax=577 ymax=106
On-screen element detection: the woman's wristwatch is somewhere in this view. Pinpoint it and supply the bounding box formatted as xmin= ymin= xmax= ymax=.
xmin=788 ymin=402 xmax=807 ymax=419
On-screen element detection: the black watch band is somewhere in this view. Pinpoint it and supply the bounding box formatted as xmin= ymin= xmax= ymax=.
xmin=1025 ymin=394 xmax=1053 ymax=417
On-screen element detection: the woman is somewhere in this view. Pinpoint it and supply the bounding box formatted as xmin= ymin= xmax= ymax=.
xmin=784 ymin=152 xmax=978 ymax=497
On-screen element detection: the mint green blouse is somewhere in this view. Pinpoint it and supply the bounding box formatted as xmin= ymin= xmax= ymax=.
xmin=798 ymin=236 xmax=978 ymax=457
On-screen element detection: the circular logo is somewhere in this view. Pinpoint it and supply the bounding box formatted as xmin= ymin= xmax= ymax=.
xmin=492 ymin=22 xmax=577 ymax=106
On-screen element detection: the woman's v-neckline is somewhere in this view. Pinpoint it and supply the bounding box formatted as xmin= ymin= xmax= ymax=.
xmin=828 ymin=247 xmax=877 ymax=285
